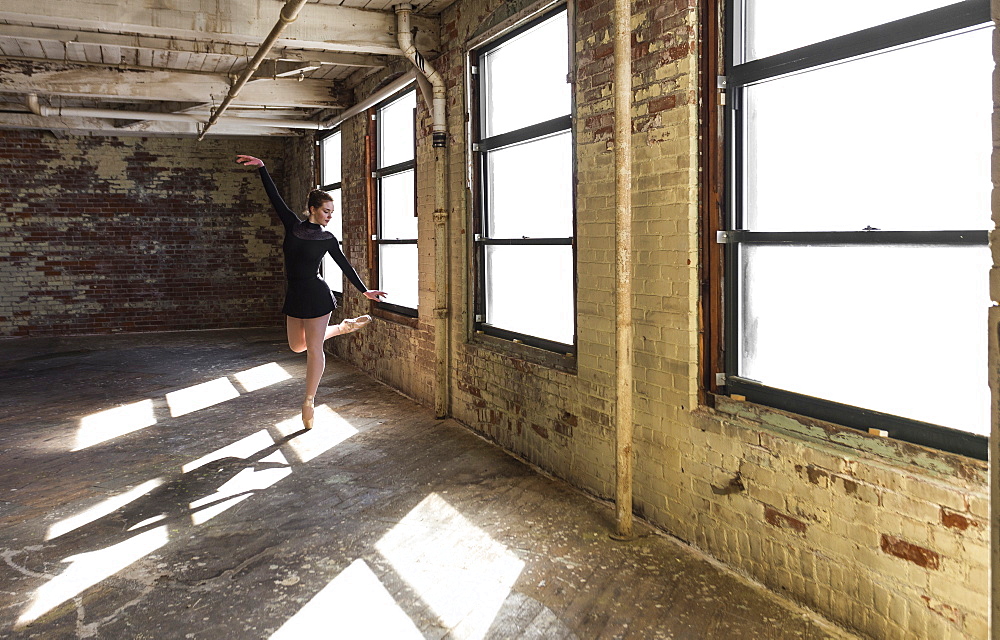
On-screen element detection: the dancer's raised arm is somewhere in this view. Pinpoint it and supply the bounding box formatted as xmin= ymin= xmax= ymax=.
xmin=236 ymin=155 xmax=297 ymax=230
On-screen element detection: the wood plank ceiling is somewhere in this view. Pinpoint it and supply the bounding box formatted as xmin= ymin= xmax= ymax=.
xmin=0 ymin=0 xmax=449 ymax=137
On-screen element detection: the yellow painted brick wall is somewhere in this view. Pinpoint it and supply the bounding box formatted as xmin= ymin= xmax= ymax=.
xmin=330 ymin=0 xmax=992 ymax=637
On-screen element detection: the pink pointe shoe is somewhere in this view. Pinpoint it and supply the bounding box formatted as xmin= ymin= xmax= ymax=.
xmin=302 ymin=396 xmax=315 ymax=430
xmin=333 ymin=315 xmax=371 ymax=336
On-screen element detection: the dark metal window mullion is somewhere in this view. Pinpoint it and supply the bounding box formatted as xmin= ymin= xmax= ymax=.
xmin=479 ymin=237 xmax=573 ymax=245
xmin=474 ymin=132 xmax=489 ymax=322
xmin=726 ymin=230 xmax=988 ymax=245
xmin=723 ymin=12 xmax=742 ymax=379
xmin=478 ymin=114 xmax=573 ymax=152
xmin=731 ymin=0 xmax=990 ymax=86
xmin=374 ymin=159 xmax=416 ymax=179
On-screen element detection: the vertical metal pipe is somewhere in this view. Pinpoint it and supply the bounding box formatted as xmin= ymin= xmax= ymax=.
xmin=613 ymin=0 xmax=634 ymax=538
xmin=432 ymin=145 xmax=450 ymax=418
xmin=395 ymin=3 xmax=450 ymax=418
xmin=198 ymin=0 xmax=310 ymax=140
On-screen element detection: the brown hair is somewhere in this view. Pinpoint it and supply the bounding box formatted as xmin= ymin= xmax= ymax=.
xmin=307 ymin=189 xmax=333 ymax=210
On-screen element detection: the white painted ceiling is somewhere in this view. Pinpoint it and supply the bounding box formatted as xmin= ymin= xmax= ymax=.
xmin=0 ymin=0 xmax=450 ymax=137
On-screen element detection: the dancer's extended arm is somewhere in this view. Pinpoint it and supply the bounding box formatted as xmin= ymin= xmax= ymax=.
xmin=326 ymin=240 xmax=368 ymax=294
xmin=328 ymin=242 xmax=386 ymax=301
xmin=236 ymin=155 xmax=297 ymax=230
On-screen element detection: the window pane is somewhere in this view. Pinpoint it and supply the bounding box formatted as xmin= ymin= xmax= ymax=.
xmin=486 ymin=132 xmax=572 ymax=239
xmin=744 ymin=27 xmax=992 ymax=233
xmin=739 ymin=244 xmax=990 ymax=434
xmin=485 ymin=245 xmax=573 ymax=344
xmin=379 ymin=91 xmax=415 ymax=168
xmin=321 ymin=131 xmax=341 ymax=186
xmin=379 ymin=243 xmax=419 ymax=309
xmin=482 ymin=12 xmax=569 ymax=137
xmin=321 ymin=188 xmax=344 ymax=293
xmin=380 ymin=170 xmax=417 ymax=240
xmin=745 ymin=0 xmax=962 ymax=61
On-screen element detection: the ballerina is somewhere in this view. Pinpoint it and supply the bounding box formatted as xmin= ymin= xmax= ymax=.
xmin=237 ymin=154 xmax=386 ymax=429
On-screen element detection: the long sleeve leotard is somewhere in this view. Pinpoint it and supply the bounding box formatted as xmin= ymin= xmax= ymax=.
xmin=258 ymin=166 xmax=367 ymax=319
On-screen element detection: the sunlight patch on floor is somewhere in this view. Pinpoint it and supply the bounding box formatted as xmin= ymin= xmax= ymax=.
xmin=273 ymin=405 xmax=358 ymax=463
xmin=375 ymin=493 xmax=525 ymax=639
xmin=233 ymin=362 xmax=292 ymax=393
xmin=17 ymin=525 xmax=169 ymax=627
xmin=46 ymin=478 xmax=165 ymax=541
xmin=73 ymin=399 xmax=157 ymax=451
xmin=165 ymin=377 xmax=240 ymax=417
xmin=269 ymin=559 xmax=423 ymax=640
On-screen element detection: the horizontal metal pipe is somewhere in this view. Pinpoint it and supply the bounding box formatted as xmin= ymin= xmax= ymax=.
xmin=319 ymin=69 xmax=417 ymax=130
xmin=25 ymin=95 xmax=321 ymax=129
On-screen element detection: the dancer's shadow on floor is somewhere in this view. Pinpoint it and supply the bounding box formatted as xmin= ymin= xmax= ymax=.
xmin=116 ymin=431 xmax=303 ymax=535
xmin=13 ymin=429 xmax=307 ymax=627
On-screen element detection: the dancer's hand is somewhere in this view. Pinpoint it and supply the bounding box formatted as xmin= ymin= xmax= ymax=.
xmin=236 ymin=155 xmax=264 ymax=168
xmin=363 ymin=290 xmax=387 ymax=301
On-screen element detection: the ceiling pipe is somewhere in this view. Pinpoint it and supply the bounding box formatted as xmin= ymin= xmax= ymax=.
xmin=395 ymin=3 xmax=450 ymax=418
xmin=319 ymin=69 xmax=417 ymax=130
xmin=25 ymin=94 xmax=321 ymax=129
xmin=198 ymin=0 xmax=311 ymax=140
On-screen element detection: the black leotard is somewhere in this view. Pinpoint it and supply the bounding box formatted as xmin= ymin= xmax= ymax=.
xmin=258 ymin=166 xmax=367 ymax=319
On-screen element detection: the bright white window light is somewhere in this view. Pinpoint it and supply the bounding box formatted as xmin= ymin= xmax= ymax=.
xmin=269 ymin=559 xmax=423 ymax=640
xmin=165 ymin=377 xmax=240 ymax=417
xmin=233 ymin=362 xmax=292 ymax=393
xmin=17 ymin=526 xmax=169 ymax=627
xmin=272 ymin=405 xmax=358 ymax=463
xmin=188 ymin=449 xmax=291 ymax=526
xmin=74 ymin=399 xmax=156 ymax=451
xmin=46 ymin=478 xmax=164 ymax=541
xmin=375 ymin=493 xmax=524 ymax=639
xmin=745 ymin=0 xmax=961 ymax=60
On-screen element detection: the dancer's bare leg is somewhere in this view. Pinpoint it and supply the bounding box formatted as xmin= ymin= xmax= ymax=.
xmin=286 ymin=316 xmax=307 ymax=353
xmin=325 ymin=314 xmax=372 ymax=339
xmin=300 ymin=313 xmax=332 ymax=429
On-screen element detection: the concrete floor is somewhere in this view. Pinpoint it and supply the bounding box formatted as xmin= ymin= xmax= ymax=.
xmin=0 ymin=329 xmax=858 ymax=640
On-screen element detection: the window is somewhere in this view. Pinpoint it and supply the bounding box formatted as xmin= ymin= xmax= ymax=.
xmin=373 ymin=89 xmax=418 ymax=316
xmin=471 ymin=7 xmax=575 ymax=352
xmin=319 ymin=129 xmax=344 ymax=295
xmin=723 ymin=0 xmax=992 ymax=458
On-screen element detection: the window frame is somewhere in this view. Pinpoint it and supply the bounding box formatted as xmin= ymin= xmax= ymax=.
xmin=469 ymin=4 xmax=577 ymax=355
xmin=370 ymin=87 xmax=419 ymax=318
xmin=317 ymin=128 xmax=345 ymax=297
xmin=718 ymin=0 xmax=991 ymax=460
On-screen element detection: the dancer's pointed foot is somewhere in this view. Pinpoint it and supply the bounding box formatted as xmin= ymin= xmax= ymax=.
xmin=302 ymin=396 xmax=315 ymax=430
xmin=330 ymin=314 xmax=372 ymax=337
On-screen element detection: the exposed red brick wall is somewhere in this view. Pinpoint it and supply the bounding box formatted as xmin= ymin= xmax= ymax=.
xmin=0 ymin=130 xmax=306 ymax=337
